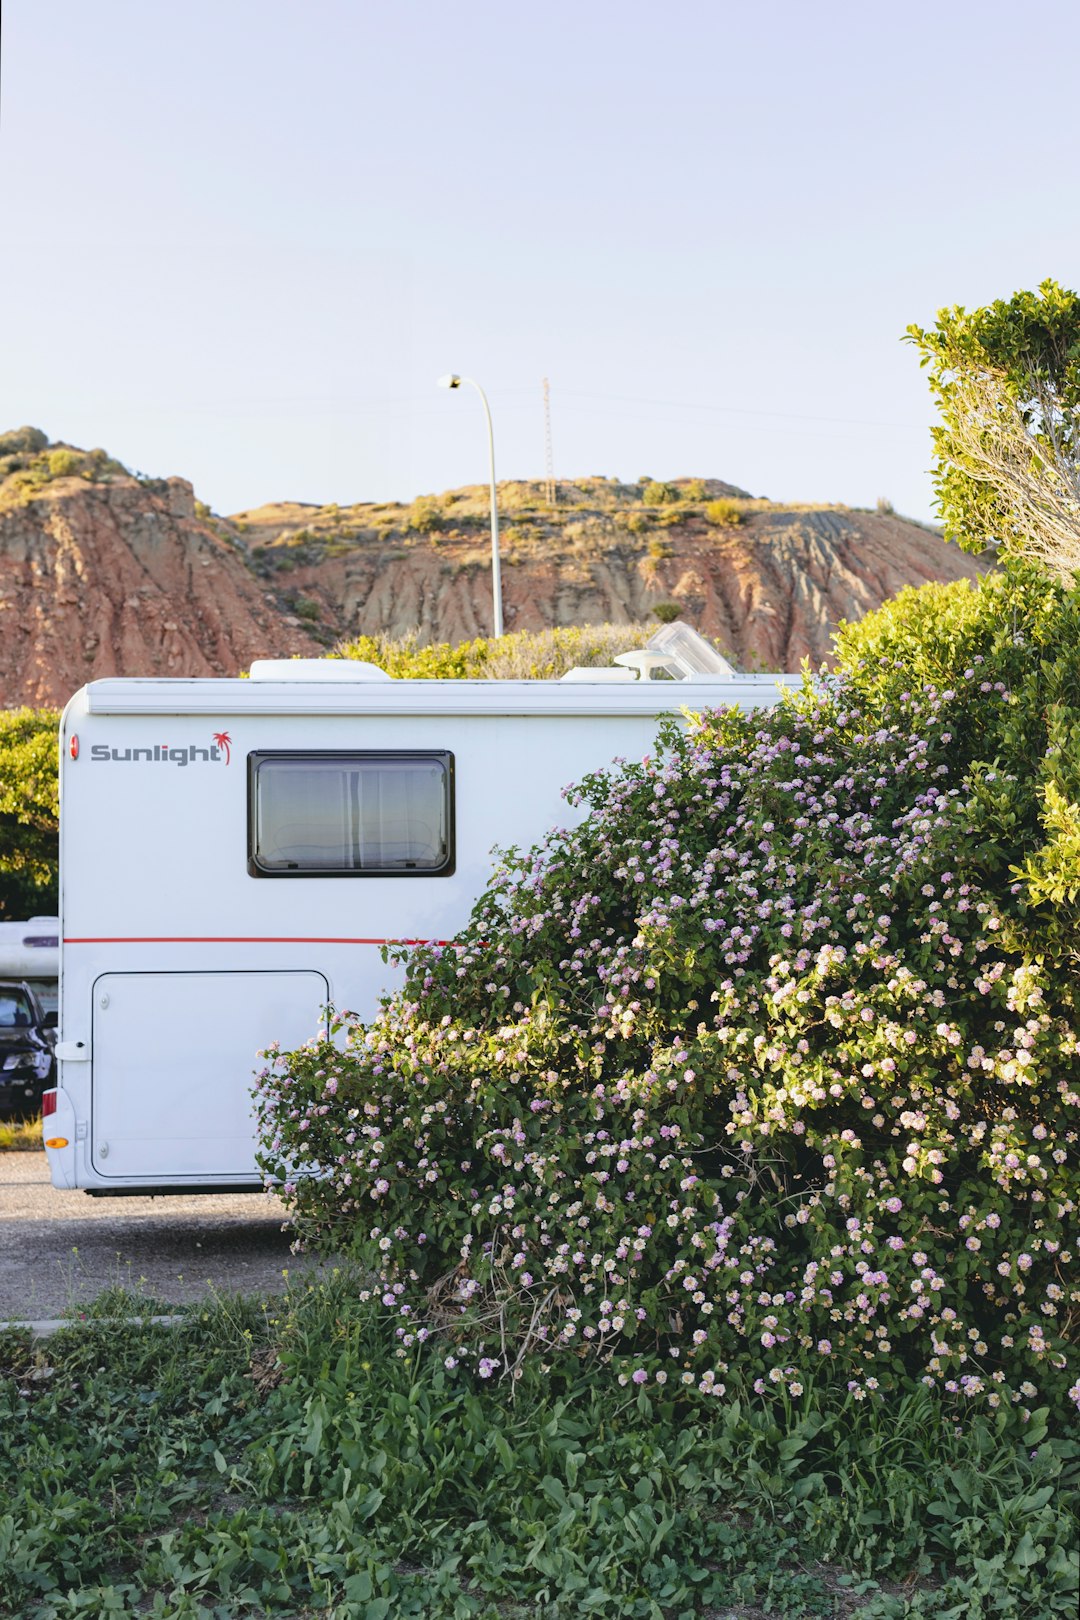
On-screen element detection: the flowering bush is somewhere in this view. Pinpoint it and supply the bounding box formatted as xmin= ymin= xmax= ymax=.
xmin=257 ymin=563 xmax=1078 ymax=1422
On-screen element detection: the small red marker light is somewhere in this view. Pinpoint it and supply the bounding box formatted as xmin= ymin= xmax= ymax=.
xmin=69 ymin=735 xmax=79 ymax=760
xmin=42 ymin=1090 xmax=58 ymax=1118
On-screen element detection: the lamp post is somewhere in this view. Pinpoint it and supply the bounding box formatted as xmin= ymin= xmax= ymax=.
xmin=436 ymin=373 xmax=504 ymax=637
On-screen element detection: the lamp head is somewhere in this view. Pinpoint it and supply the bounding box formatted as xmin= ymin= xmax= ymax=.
xmin=436 ymin=373 xmax=461 ymax=390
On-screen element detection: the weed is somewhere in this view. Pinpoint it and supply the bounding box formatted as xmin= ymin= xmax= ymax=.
xmin=0 ymin=1281 xmax=1074 ymax=1617
xmin=0 ymin=1113 xmax=43 ymax=1150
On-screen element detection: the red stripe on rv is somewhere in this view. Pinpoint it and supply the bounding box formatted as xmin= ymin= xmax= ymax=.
xmin=63 ymin=936 xmax=450 ymax=945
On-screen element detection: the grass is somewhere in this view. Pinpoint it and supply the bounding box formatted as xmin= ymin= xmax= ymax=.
xmin=0 ymin=1275 xmax=1075 ymax=1619
xmin=0 ymin=1113 xmax=42 ymax=1150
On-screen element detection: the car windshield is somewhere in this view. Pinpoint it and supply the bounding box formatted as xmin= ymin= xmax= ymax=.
xmin=0 ymin=990 xmax=34 ymax=1028
xmin=23 ymin=978 xmax=57 ymax=1016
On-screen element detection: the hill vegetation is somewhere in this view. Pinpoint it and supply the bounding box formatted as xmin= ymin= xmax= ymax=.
xmin=0 ymin=424 xmax=136 ymax=501
xmin=233 ymin=474 xmax=760 ymax=574
xmin=227 ymin=474 xmax=976 ymax=667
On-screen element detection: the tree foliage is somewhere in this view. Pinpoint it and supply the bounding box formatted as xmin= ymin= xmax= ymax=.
xmin=0 ymin=708 xmax=59 ymax=917
xmin=906 ymin=279 xmax=1080 ymax=558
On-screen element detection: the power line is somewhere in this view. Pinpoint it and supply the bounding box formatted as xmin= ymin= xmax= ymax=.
xmin=558 ymin=389 xmax=913 ymax=431
xmin=101 ymin=385 xmax=916 ymax=433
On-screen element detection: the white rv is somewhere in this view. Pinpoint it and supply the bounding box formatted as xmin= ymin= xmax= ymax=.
xmin=0 ymin=916 xmax=59 ymax=1014
xmin=44 ymin=628 xmax=796 ymax=1193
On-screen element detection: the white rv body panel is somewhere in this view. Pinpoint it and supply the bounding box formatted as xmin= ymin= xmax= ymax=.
xmin=0 ymin=917 xmax=60 ymax=979
xmin=0 ymin=916 xmax=60 ymax=1013
xmin=49 ymin=672 xmax=797 ymax=1191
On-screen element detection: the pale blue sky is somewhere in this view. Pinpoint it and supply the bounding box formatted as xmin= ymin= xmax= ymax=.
xmin=2 ymin=0 xmax=1077 ymax=520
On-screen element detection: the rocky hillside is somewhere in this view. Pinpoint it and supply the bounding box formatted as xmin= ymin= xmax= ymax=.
xmin=0 ymin=429 xmax=320 ymax=706
xmin=0 ymin=431 xmax=987 ymax=706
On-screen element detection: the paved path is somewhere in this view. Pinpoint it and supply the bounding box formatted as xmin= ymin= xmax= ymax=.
xmin=0 ymin=1151 xmax=324 ymax=1319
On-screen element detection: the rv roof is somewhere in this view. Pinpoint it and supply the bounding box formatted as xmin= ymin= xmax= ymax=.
xmin=77 ymin=674 xmax=798 ymax=719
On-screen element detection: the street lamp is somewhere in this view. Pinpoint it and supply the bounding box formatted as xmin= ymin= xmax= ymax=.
xmin=436 ymin=373 xmax=504 ymax=637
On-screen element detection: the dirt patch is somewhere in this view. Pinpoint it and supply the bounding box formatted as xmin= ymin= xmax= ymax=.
xmin=0 ymin=1151 xmax=323 ymax=1317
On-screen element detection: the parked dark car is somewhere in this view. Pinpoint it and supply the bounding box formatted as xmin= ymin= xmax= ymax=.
xmin=0 ymin=979 xmax=57 ymax=1118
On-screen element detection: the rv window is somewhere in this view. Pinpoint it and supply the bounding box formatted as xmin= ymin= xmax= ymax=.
xmin=249 ymin=752 xmax=454 ymax=877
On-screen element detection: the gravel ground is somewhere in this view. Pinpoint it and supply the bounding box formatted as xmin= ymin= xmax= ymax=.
xmin=0 ymin=1150 xmax=326 ymax=1320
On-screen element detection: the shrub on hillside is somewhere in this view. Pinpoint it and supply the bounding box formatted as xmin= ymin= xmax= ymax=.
xmin=642 ymin=480 xmax=678 ymax=507
xmin=706 ymin=498 xmax=745 ymax=527
xmin=0 ymin=438 xmax=129 ymax=492
xmin=0 ymin=426 xmax=48 ymax=459
xmin=0 ymin=426 xmax=49 ymax=481
xmin=409 ymin=497 xmax=445 ymax=534
xmin=258 ymin=563 xmax=1080 ymax=1422
xmin=289 ymin=595 xmax=322 ymax=622
xmin=616 ymin=512 xmax=648 ymax=536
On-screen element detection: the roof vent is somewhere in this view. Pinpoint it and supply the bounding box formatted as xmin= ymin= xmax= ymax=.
xmin=613 ymin=650 xmax=679 ymax=681
xmin=559 ymin=665 xmax=637 ymax=683
xmin=646 ymin=623 xmax=737 ymax=676
xmin=248 ymin=659 xmax=392 ymax=682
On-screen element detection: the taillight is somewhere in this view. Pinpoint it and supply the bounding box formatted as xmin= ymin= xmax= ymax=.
xmin=42 ymin=1090 xmax=58 ymax=1118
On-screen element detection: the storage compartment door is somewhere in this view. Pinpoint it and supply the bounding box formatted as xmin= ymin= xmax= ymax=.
xmin=91 ymin=970 xmax=329 ymax=1179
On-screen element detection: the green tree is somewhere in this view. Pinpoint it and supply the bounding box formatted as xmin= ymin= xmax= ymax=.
xmin=0 ymin=709 xmax=59 ymax=917
xmin=906 ymin=279 xmax=1080 ymax=556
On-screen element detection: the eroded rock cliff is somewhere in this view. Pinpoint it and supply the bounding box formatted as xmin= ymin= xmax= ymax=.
xmin=0 ymin=449 xmax=987 ymax=706
xmin=236 ymin=481 xmax=987 ymax=671
xmin=0 ymin=472 xmax=320 ymax=706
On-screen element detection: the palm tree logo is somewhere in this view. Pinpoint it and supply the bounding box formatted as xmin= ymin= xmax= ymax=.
xmin=212 ymin=731 xmax=232 ymax=766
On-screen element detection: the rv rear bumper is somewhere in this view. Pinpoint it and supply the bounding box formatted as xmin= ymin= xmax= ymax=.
xmin=83 ymin=1182 xmax=265 ymax=1197
xmin=42 ymin=1088 xmax=77 ymax=1188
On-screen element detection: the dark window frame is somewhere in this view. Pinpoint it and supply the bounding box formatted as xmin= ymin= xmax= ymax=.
xmin=247 ymin=750 xmax=456 ymax=878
